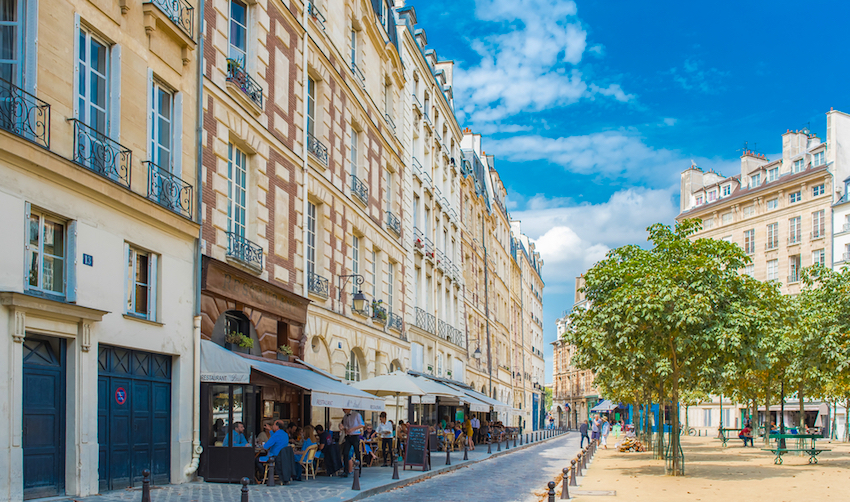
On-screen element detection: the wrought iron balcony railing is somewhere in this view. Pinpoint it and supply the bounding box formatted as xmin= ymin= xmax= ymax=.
xmin=350 ymin=62 xmax=366 ymax=89
xmin=438 ymin=319 xmax=450 ymax=340
xmin=435 ymin=249 xmax=446 ymax=270
xmin=351 ymin=174 xmax=369 ymax=205
xmin=226 ymin=231 xmax=263 ymax=270
xmin=385 ymin=113 xmax=396 ymax=134
xmin=386 ymin=210 xmax=401 ymax=236
xmin=414 ymin=306 xmax=435 ymax=334
xmin=145 ymin=161 xmax=193 ymax=218
xmin=422 ymin=171 xmax=432 ymax=189
xmin=70 ymin=119 xmax=131 ymax=189
xmin=226 ymin=59 xmax=264 ymax=109
xmin=307 ymin=2 xmax=327 ymax=28
xmin=413 ymin=227 xmax=425 ymax=253
xmin=144 ymin=0 xmax=194 ymax=38
xmin=424 ymin=238 xmax=435 ymax=261
xmin=0 ymin=79 xmax=50 ymax=148
xmin=412 ymin=156 xmax=423 ymax=178
xmin=388 ymin=311 xmax=403 ymax=332
xmin=371 ymin=302 xmax=387 ymax=324
xmin=308 ymin=271 xmax=329 ymax=298
xmin=308 ymin=132 xmax=329 ymax=166
xmin=449 ymin=326 xmax=465 ymax=348
xmin=412 ymin=93 xmax=422 ymax=113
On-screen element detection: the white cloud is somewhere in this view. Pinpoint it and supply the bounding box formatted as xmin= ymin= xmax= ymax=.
xmin=667 ymin=58 xmax=729 ymax=94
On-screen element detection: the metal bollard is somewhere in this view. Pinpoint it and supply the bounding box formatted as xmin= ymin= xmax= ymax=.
xmin=352 ymin=460 xmax=361 ymax=490
xmin=487 ymin=440 xmax=492 ymax=454
xmin=520 ymin=433 xmax=523 ymax=445
xmin=266 ymin=458 xmax=276 ymax=487
xmin=142 ymin=469 xmax=151 ymax=502
xmin=497 ymin=438 xmax=501 ymax=451
xmin=463 ymin=442 xmax=469 ymax=461
xmin=547 ymin=481 xmax=556 ymax=502
xmin=570 ymin=459 xmax=578 ymax=486
xmin=561 ymin=467 xmax=570 ymax=499
xmin=514 ymin=435 xmax=517 ymax=448
xmin=505 ymin=435 xmax=509 ymax=450
xmin=582 ymin=447 xmax=588 ymax=470
xmin=576 ymin=454 xmax=582 ymax=477
xmin=392 ymin=456 xmax=400 ymax=480
xmin=446 ymin=446 xmax=451 ymax=465
xmin=241 ymin=477 xmax=250 ymax=502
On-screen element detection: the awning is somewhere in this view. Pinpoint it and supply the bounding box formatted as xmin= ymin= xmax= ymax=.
xmin=591 ymin=400 xmax=618 ymax=412
xmin=200 ymin=340 xmax=251 ymax=384
xmin=409 ymin=375 xmax=466 ymax=405
xmin=445 ymin=383 xmax=512 ymax=414
xmin=199 ymin=340 xmax=384 ymax=410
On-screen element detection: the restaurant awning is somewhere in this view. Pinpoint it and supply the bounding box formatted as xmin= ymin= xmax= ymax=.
xmin=591 ymin=400 xmax=617 ymax=412
xmin=200 ymin=340 xmax=385 ymax=411
xmin=448 ymin=384 xmax=512 ymax=415
xmin=409 ymin=375 xmax=466 ymax=404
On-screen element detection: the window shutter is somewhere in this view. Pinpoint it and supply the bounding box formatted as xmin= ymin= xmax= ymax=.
xmin=24 ymin=0 xmax=38 ymax=93
xmin=72 ymin=14 xmax=81 ymax=120
xmin=149 ymin=253 xmax=158 ymax=321
xmin=371 ymin=0 xmax=382 ymax=18
xmin=23 ymin=202 xmax=31 ymax=289
xmin=147 ymin=68 xmax=154 ymax=162
xmin=124 ymin=242 xmax=130 ymax=314
xmin=66 ymin=220 xmax=78 ymax=303
xmin=173 ymin=92 xmax=183 ymax=177
xmin=109 ymin=45 xmax=122 ymax=141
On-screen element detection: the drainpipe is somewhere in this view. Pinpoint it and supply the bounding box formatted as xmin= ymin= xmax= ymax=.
xmin=301 ymin=4 xmax=309 ymax=299
xmin=482 ymin=218 xmax=492 ymax=400
xmin=185 ymin=0 xmax=205 ymax=478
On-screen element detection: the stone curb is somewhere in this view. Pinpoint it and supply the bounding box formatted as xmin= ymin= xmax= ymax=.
xmin=320 ymin=431 xmax=571 ymax=502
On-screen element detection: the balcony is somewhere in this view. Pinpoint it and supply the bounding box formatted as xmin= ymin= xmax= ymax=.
xmin=787 ymin=235 xmax=801 ymax=245
xmin=412 ymin=157 xmax=423 ymax=179
xmin=435 ymin=249 xmax=446 ymax=270
xmin=350 ymin=62 xmax=366 ymax=90
xmin=414 ymin=306 xmax=435 ymax=334
xmin=438 ymin=319 xmax=449 ymax=340
xmin=226 ymin=59 xmax=264 ymax=110
xmin=386 ymin=210 xmax=401 ymax=236
xmin=308 ymin=132 xmax=329 ymax=166
xmin=144 ymin=0 xmax=194 ymax=38
xmin=226 ymin=231 xmax=263 ymax=271
xmin=350 ymin=174 xmax=369 ymax=205
xmin=145 ymin=161 xmax=193 ymax=218
xmin=371 ymin=301 xmax=387 ymax=325
xmin=70 ymin=119 xmax=132 ymax=189
xmin=307 ymin=2 xmax=327 ymax=28
xmin=0 ymin=79 xmax=50 ymax=148
xmin=385 ymin=113 xmax=396 ymax=135
xmin=422 ymin=171 xmax=432 ymax=190
xmin=412 ymin=93 xmax=422 ymax=113
xmin=308 ymin=271 xmax=329 ymax=298
xmin=424 ymin=238 xmax=435 ymax=262
xmin=388 ymin=311 xmax=403 ymax=332
xmin=413 ymin=227 xmax=425 ymax=253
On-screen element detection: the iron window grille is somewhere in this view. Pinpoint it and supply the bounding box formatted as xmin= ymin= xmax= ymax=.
xmin=70 ymin=119 xmax=132 ymax=189
xmin=350 ymin=174 xmax=369 ymax=205
xmin=0 ymin=79 xmax=50 ymax=148
xmin=308 ymin=132 xmax=329 ymax=166
xmin=388 ymin=311 xmax=403 ymax=332
xmin=145 ymin=161 xmax=193 ymax=218
xmin=226 ymin=231 xmax=263 ymax=270
xmin=144 ymin=0 xmax=194 ymax=38
xmin=226 ymin=59 xmax=264 ymax=109
xmin=308 ymin=271 xmax=329 ymax=298
xmin=386 ymin=210 xmax=401 ymax=236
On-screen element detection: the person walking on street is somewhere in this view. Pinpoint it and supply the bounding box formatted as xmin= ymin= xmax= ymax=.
xmin=580 ymin=420 xmax=590 ymax=447
xmin=591 ymin=415 xmax=601 ymax=443
xmin=341 ymin=408 xmax=364 ymax=477
xmin=601 ymin=418 xmax=611 ymax=449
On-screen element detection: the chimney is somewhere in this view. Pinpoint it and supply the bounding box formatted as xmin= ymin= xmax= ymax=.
xmin=740 ymin=150 xmax=769 ymax=187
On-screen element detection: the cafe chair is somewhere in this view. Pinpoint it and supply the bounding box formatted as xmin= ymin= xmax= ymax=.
xmin=299 ymin=444 xmax=319 ymax=480
xmin=360 ymin=440 xmax=375 ymax=467
xmin=259 ymin=458 xmax=276 ymax=485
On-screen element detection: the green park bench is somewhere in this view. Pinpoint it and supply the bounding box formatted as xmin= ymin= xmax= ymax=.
xmin=716 ymin=428 xmax=743 ymax=447
xmin=761 ymin=434 xmax=830 ymax=465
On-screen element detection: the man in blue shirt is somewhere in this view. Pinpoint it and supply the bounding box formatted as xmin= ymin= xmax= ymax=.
xmin=256 ymin=419 xmax=288 ymax=479
xmin=223 ymin=422 xmax=250 ymax=447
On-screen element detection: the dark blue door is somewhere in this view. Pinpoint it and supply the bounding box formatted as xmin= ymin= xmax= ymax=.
xmin=98 ymin=346 xmax=171 ymax=491
xmin=532 ymin=394 xmax=540 ymax=430
xmin=23 ymin=335 xmax=66 ymax=500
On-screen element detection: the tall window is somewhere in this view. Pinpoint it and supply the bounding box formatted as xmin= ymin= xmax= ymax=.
xmin=351 ymin=235 xmax=360 ymax=294
xmin=0 ymin=0 xmax=22 ymax=84
xmin=766 ymin=223 xmax=778 ymax=249
xmin=370 ymin=248 xmax=377 ymax=298
xmin=150 ymin=80 xmax=174 ymax=169
xmin=813 ymin=184 xmax=824 ymax=196
xmin=813 ymin=249 xmax=825 ymax=266
xmin=345 ymin=350 xmax=361 ymax=381
xmin=306 ymin=201 xmax=317 ymax=275
xmin=227 ymin=144 xmax=247 ymax=236
xmin=77 ymin=27 xmax=109 ymax=133
xmin=423 ymin=93 xmax=429 ymax=119
xmin=379 ymin=0 xmax=392 ymax=33
xmin=436 ymin=353 xmax=443 ymax=377
xmin=307 ymin=77 xmax=316 ymax=137
xmin=385 ymin=170 xmax=393 ymax=212
xmin=384 ymin=81 xmax=392 ymax=116
xmin=413 ymin=195 xmax=420 ymax=228
xmin=767 ymin=259 xmax=778 ymax=281
xmin=789 ymin=216 xmax=801 ymax=244
xmin=789 ymin=255 xmax=801 ymax=282
xmin=127 ymin=247 xmax=157 ymax=320
xmin=350 ymin=126 xmax=358 ymax=176
xmin=387 ymin=261 xmax=394 ymax=313
xmin=229 ymin=0 xmax=247 ymax=65
xmin=26 ymin=210 xmax=65 ymax=296
xmin=743 ymin=264 xmax=754 ymax=277
xmin=349 ymin=28 xmax=357 ymax=66
xmin=743 ymin=229 xmax=755 ymax=254
xmin=812 ymin=210 xmax=824 ymax=238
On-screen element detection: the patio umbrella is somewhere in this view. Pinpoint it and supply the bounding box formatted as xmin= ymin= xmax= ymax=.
xmin=352 ymin=372 xmax=427 ymax=422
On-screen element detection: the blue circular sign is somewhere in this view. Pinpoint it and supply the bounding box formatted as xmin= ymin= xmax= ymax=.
xmin=115 ymin=387 xmax=127 ymax=405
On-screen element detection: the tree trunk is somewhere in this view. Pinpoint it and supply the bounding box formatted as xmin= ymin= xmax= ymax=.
xmin=671 ymin=373 xmax=682 ymax=475
xmin=846 ymin=399 xmax=849 ymax=442
xmin=763 ymin=372 xmax=772 ymax=445
xmin=798 ymin=381 xmax=805 ymax=433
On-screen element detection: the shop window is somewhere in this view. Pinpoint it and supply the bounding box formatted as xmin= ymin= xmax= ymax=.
xmin=345 ymin=349 xmax=361 ymax=381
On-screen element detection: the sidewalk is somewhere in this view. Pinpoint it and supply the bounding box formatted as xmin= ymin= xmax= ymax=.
xmin=73 ymin=431 xmax=569 ymax=502
xmin=558 ymin=435 xmax=850 ymax=501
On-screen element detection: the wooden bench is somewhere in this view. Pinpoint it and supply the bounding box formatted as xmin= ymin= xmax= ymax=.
xmin=762 ymin=434 xmax=830 ymax=464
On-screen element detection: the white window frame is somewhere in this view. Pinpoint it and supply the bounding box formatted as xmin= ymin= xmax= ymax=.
xmin=767 ymin=198 xmax=779 ymax=210
xmin=813 ymin=151 xmax=825 ymax=166
xmin=387 ymin=261 xmax=394 ymax=313
xmin=813 ymin=249 xmax=825 ymax=266
xmin=25 ymin=206 xmax=72 ymax=299
xmin=227 ymin=143 xmax=248 ymax=237
xmin=350 ymin=27 xmax=358 ymax=66
xmin=350 ymin=126 xmax=358 ymax=177
xmin=743 ymin=229 xmax=755 ymax=254
xmin=228 ymin=0 xmax=248 ymax=65
xmin=722 ymin=185 xmax=731 ymax=196
xmin=789 ymin=255 xmax=801 ymax=282
xmin=749 ymin=174 xmax=761 ymax=188
xmin=789 ymin=217 xmax=801 ymax=244
xmin=307 ymin=77 xmax=316 ymax=137
xmin=813 ymin=184 xmax=824 ymax=197
xmin=790 ymin=191 xmax=801 ymax=203
xmin=370 ymin=248 xmax=377 ymax=298
xmin=767 ymin=259 xmax=778 ymax=281
xmin=743 ymin=205 xmax=755 ymax=217
xmin=793 ymin=159 xmax=804 ymax=173
xmin=812 ymin=210 xmax=824 ymax=238
xmin=352 ymin=235 xmax=360 ymax=295
xmin=125 ymin=245 xmax=158 ymax=321
xmin=148 ymin=74 xmax=182 ymax=175
xmin=75 ymin=21 xmax=119 ymax=138
xmin=768 ymin=167 xmax=779 ymax=182
xmin=345 ymin=349 xmax=361 ymax=382
xmin=307 ymin=201 xmax=317 ymax=275
xmin=767 ymin=222 xmax=778 ymax=249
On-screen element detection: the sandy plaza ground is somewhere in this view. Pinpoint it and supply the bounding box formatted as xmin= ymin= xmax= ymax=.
xmin=539 ymin=434 xmax=850 ymax=501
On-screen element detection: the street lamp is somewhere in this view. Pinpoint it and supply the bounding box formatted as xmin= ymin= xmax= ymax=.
xmin=351 ymin=290 xmax=367 ymax=312
xmin=337 ymin=274 xmax=365 ymax=305
xmin=473 ymin=346 xmax=481 ymax=359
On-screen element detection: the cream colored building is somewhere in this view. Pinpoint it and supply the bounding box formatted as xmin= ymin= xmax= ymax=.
xmin=0 ymin=0 xmax=201 ymax=498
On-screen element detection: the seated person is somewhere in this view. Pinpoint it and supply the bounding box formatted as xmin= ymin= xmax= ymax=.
xmin=257 ymin=421 xmax=273 ymax=444
xmin=453 ymin=422 xmax=463 ymax=440
xmin=223 ymin=422 xmax=250 ymax=447
xmin=364 ymin=424 xmax=377 ymax=440
xmin=738 ymin=426 xmax=754 ymax=447
xmin=256 ymin=420 xmax=288 ymax=478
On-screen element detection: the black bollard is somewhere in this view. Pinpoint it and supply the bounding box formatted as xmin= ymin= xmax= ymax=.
xmin=520 ymin=433 xmax=523 ymax=445
xmin=241 ymin=477 xmax=250 ymax=502
xmin=487 ymin=440 xmax=492 ymax=454
xmin=463 ymin=442 xmax=469 ymax=461
xmin=446 ymin=446 xmax=451 ymax=465
xmin=352 ymin=460 xmax=361 ymax=490
xmin=547 ymin=480 xmax=556 ymax=502
xmin=514 ymin=435 xmax=517 ymax=448
xmin=142 ymin=469 xmax=151 ymax=502
xmin=526 ymin=433 xmax=529 ymax=443
xmin=505 ymin=435 xmax=509 ymax=450
xmin=561 ymin=467 xmax=570 ymax=500
xmin=392 ymin=456 xmax=399 ymax=480
xmin=570 ymin=459 xmax=578 ymax=486
xmin=576 ymin=454 xmax=582 ymax=477
xmin=266 ymin=458 xmax=276 ymax=487
xmin=497 ymin=438 xmax=501 ymax=451
xmin=581 ymin=448 xmax=588 ymax=470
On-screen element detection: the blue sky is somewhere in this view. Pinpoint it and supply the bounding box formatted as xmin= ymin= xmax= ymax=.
xmin=408 ymin=0 xmax=850 ymax=380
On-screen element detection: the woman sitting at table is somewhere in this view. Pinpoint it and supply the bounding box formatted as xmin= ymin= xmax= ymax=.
xmin=453 ymin=422 xmax=463 ymax=440
xmin=257 ymin=421 xmax=273 ymax=444
xmin=293 ymin=425 xmax=317 ymax=480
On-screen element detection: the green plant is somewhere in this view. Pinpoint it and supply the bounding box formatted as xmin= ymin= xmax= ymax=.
xmin=225 ymin=331 xmax=253 ymax=349
xmin=371 ymin=299 xmax=387 ymax=321
xmin=278 ymin=344 xmax=294 ymax=355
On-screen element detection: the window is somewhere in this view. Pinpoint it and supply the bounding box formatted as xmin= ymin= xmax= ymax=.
xmin=387 ymin=261 xmax=394 ymax=313
xmin=812 ymin=210 xmax=824 ymax=238
xmin=126 ymin=246 xmax=157 ymax=320
xmin=766 ymin=223 xmax=778 ymax=249
xmin=789 ymin=255 xmax=801 ymax=282
xmin=768 ymin=167 xmax=779 ymax=182
xmin=695 ymin=195 xmax=703 ymax=206
xmin=351 ymin=235 xmax=360 ymax=294
xmin=767 ymin=198 xmax=779 ymax=210
xmin=703 ymin=409 xmax=713 ymax=427
xmin=384 ymin=80 xmax=392 ymax=117
xmin=370 ymin=248 xmax=377 ymax=298
xmin=76 ymin=26 xmax=110 ymax=133
xmin=436 ymin=353 xmax=443 ymax=377
xmin=227 ymin=143 xmax=247 ymax=237
xmin=722 ymin=212 xmax=733 ymax=224
xmin=743 ymin=264 xmax=754 ymax=277
xmin=379 ymin=0 xmax=392 ymax=33
xmin=0 ymin=0 xmax=22 ymax=84
xmin=345 ymin=350 xmax=361 ymax=381
xmin=707 ymin=190 xmax=717 ymax=202
xmin=349 ymin=28 xmax=357 ymax=66
xmin=789 ymin=191 xmax=801 ymax=203
xmin=813 ymin=249 xmax=825 ymax=266
xmin=228 ymin=0 xmax=247 ymax=65
xmin=385 ymin=170 xmax=393 ymax=212
xmin=813 ymin=184 xmax=824 ymax=196
xmin=26 ymin=210 xmax=66 ymax=296
xmin=813 ymin=151 xmax=825 ymax=167
xmin=150 ymin=79 xmax=174 ymax=169
xmin=749 ymin=174 xmax=761 ymax=188
xmin=349 ymin=126 xmax=358 ymax=176
xmin=721 ymin=235 xmax=732 ymax=242
xmin=743 ymin=229 xmax=755 ymax=254
xmin=306 ymin=201 xmax=317 ymax=275
xmin=789 ymin=216 xmax=801 ymax=244
xmin=743 ymin=205 xmax=755 ymax=217
xmin=722 ymin=185 xmax=731 ymax=196
xmin=793 ymin=159 xmax=804 ymax=173
xmin=307 ymin=77 xmax=316 ymax=137
xmin=767 ymin=259 xmax=778 ymax=281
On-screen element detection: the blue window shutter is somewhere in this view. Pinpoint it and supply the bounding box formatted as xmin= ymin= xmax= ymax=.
xmin=109 ymin=45 xmax=122 ymax=141
xmin=149 ymin=253 xmax=158 ymax=321
xmin=66 ymin=220 xmax=78 ymax=303
xmin=147 ymin=68 xmax=154 ymax=163
xmin=73 ymin=14 xmax=81 ymax=120
xmin=173 ymin=92 xmax=183 ymax=178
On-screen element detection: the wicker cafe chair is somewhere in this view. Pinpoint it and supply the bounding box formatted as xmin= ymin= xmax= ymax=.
xmin=299 ymin=444 xmax=319 ymax=480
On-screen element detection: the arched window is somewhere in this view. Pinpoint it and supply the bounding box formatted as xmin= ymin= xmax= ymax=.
xmin=389 ymin=359 xmax=402 ymax=373
xmin=345 ymin=349 xmax=361 ymax=381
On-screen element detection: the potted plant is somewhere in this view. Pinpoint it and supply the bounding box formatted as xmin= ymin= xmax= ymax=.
xmin=277 ymin=344 xmax=294 ymax=362
xmin=224 ymin=331 xmax=253 ymax=353
xmin=371 ymin=299 xmax=387 ymax=324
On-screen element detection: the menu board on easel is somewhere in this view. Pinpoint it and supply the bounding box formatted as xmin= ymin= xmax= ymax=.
xmin=403 ymin=425 xmax=430 ymax=471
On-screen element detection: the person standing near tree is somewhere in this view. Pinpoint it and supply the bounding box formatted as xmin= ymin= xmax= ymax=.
xmin=580 ymin=419 xmax=590 ymax=447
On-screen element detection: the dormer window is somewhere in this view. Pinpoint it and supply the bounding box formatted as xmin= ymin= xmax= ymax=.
xmin=695 ymin=195 xmax=704 ymax=206
xmin=813 ymin=151 xmax=825 ymax=167
xmin=707 ymin=191 xmax=717 ymax=202
xmin=768 ymin=167 xmax=779 ymax=182
xmin=749 ymin=174 xmax=761 ymax=188
xmin=722 ymin=185 xmax=731 ymax=196
xmin=793 ymin=159 xmax=804 ymax=173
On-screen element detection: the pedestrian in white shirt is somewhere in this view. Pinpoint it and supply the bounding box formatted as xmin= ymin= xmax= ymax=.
xmin=471 ymin=416 xmax=480 ymax=444
xmin=375 ymin=412 xmax=394 ymax=466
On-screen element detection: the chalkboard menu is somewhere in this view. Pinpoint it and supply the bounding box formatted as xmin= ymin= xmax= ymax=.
xmin=403 ymin=425 xmax=430 ymax=471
